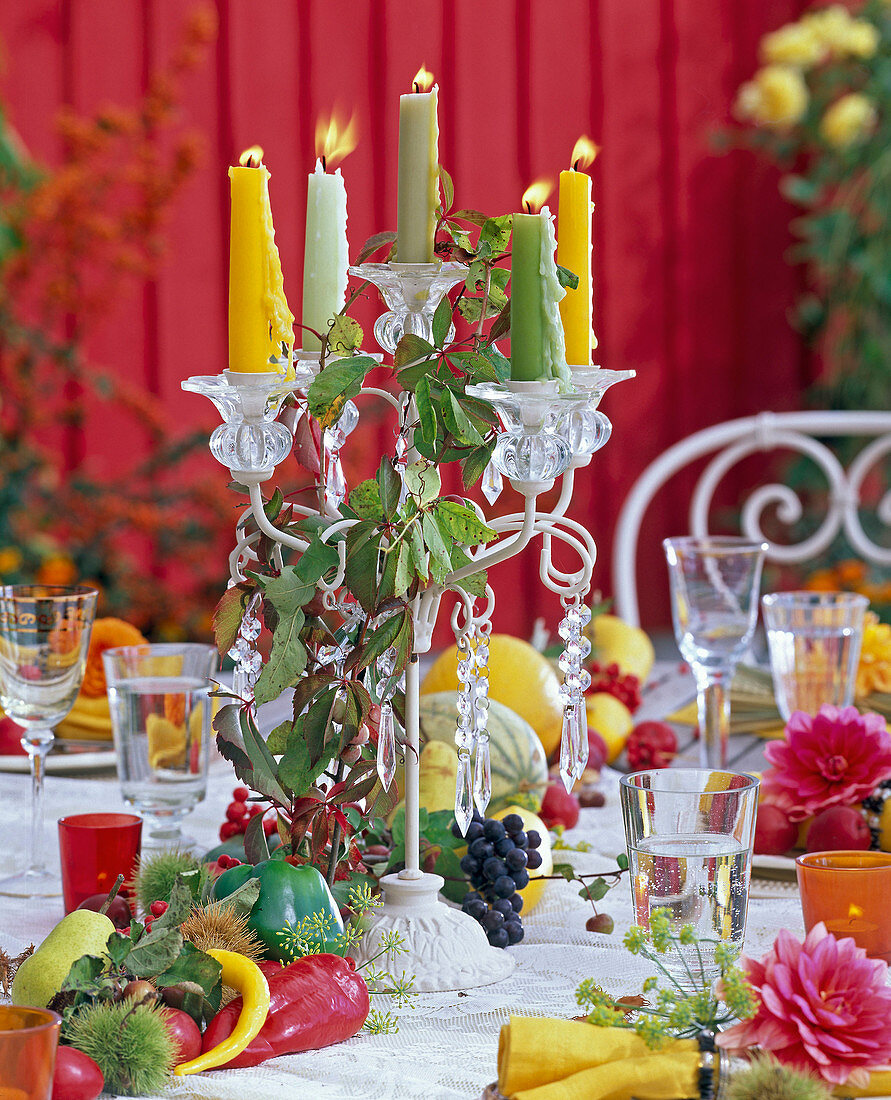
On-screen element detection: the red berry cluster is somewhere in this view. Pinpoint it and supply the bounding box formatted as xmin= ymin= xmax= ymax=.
xmin=216 ymin=854 xmax=243 ymax=870
xmin=218 ymin=786 xmax=277 ymax=841
xmin=143 ymin=899 xmax=168 ymax=933
xmin=587 ymin=661 xmax=641 ymax=712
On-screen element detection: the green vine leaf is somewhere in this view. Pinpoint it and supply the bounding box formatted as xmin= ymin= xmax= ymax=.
xmin=433 ymin=499 xmax=496 ymax=546
xmin=479 ymin=215 xmax=512 ymax=256
xmin=394 ymin=333 xmax=435 ymax=370
xmin=432 ymin=296 xmax=452 ymax=349
xmin=413 ymin=379 xmax=438 ymax=450
xmin=460 ymin=443 xmax=495 ymax=489
xmin=404 ymin=459 xmax=440 ymax=505
xmin=327 ymin=315 xmax=364 ymax=356
xmin=556 ymin=264 xmax=579 ymax=291
xmin=442 ymin=390 xmax=484 ymax=446
xmin=254 ymin=567 xmax=316 ymax=617
xmin=438 ymin=165 xmax=454 ymax=214
xmin=212 ymin=582 xmax=253 ymax=656
xmin=376 ymin=458 xmax=402 ymax=520
xmin=355 ymin=230 xmax=396 ymax=265
xmin=253 ymin=608 xmax=306 ymax=707
xmin=307 ymin=355 xmax=375 ymax=429
xmin=349 ymin=479 xmax=384 ymax=522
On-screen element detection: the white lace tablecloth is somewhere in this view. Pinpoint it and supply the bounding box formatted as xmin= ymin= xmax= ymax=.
xmin=0 ymin=739 xmax=807 ymax=1100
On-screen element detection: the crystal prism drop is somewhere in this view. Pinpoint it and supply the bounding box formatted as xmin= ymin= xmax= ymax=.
xmin=473 ymin=737 xmax=492 ymax=814
xmin=454 ymin=752 xmax=474 ymax=835
xmin=376 ymin=702 xmax=397 ymax=791
xmin=573 ymin=699 xmax=589 ymax=779
xmin=325 ymin=453 xmax=347 ymax=511
xmin=481 ymin=461 xmax=503 ymax=505
xmin=559 ymin=705 xmax=579 ymax=793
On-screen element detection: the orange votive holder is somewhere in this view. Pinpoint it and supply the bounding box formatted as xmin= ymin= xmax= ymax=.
xmin=0 ymin=1005 xmax=61 ymax=1100
xmin=796 ymin=850 xmax=891 ymax=962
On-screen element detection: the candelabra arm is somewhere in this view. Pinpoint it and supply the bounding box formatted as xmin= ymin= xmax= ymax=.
xmin=446 ymin=492 xmax=539 ymax=584
xmin=358 ymin=386 xmax=403 ymax=413
xmin=551 ymin=466 xmax=577 ymax=519
xmin=247 ymin=482 xmax=310 ymax=553
xmin=401 ymin=653 xmax=423 ymax=878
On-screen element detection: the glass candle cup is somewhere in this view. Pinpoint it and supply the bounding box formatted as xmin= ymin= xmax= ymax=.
xmin=620 ymin=768 xmax=760 ymax=989
xmin=0 ymin=1005 xmax=61 ymax=1100
xmin=103 ymin=643 xmax=218 ymax=849
xmin=762 ymin=591 xmax=868 ymax=722
xmin=58 ymin=812 xmax=142 ymax=913
xmin=796 ymin=850 xmax=891 ymax=962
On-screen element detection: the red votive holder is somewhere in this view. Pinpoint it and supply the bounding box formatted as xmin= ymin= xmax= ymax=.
xmin=796 ymin=850 xmax=891 ymax=962
xmin=0 ymin=1005 xmax=61 ymax=1100
xmin=58 ymin=812 xmax=142 ymax=913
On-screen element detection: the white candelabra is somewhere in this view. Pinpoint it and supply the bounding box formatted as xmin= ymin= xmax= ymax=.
xmin=184 ymin=264 xmax=633 ymax=991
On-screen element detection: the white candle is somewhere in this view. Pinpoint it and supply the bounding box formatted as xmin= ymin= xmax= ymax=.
xmin=302 ymin=159 xmax=349 ymax=354
xmin=397 ymin=75 xmax=439 ymax=264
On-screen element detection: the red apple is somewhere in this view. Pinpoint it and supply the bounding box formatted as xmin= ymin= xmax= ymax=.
xmin=806 ymin=806 xmax=871 ymax=853
xmin=586 ymin=728 xmax=608 ymax=771
xmin=754 ymin=802 xmax=798 ymax=856
xmin=539 ymin=782 xmax=580 ymax=830
xmin=52 ymin=1046 xmax=104 ymax=1100
xmin=160 ymin=1007 xmax=203 ymax=1065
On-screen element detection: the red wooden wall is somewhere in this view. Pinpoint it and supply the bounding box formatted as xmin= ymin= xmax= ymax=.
xmin=0 ymin=0 xmax=812 ymax=635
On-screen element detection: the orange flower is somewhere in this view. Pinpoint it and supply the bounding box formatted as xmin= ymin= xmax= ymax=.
xmin=81 ymin=617 xmax=148 ymax=697
xmin=36 ymin=555 xmax=78 ymax=586
xmin=857 ymin=612 xmax=891 ymax=698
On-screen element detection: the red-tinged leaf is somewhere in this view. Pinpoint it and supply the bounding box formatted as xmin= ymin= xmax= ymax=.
xmin=356 ymin=230 xmax=396 ymax=265
xmin=212 ymin=582 xmax=254 ymax=656
xmin=291 ymin=411 xmax=321 ymax=476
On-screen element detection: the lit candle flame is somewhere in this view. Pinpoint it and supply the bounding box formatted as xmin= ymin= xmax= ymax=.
xmin=238 ymin=146 xmax=264 ymax=168
xmin=522 ymin=178 xmax=553 ymax=214
xmin=850 ymin=902 xmax=865 ymax=920
xmin=315 ymin=112 xmax=358 ymax=169
xmin=412 ymin=65 xmax=435 ymax=93
xmin=571 ymin=135 xmax=600 ymax=171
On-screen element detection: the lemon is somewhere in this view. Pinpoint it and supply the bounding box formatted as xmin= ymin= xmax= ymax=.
xmin=422 ymin=634 xmax=564 ymax=758
xmin=585 ymin=692 xmax=633 ymax=764
xmin=589 ymin=614 xmax=655 ymax=683
xmin=492 ymin=805 xmax=553 ymax=912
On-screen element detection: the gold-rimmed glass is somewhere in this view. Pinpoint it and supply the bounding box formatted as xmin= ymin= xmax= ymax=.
xmin=0 ymin=584 xmax=97 ymax=897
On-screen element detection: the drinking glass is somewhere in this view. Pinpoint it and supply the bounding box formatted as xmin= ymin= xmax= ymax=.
xmin=58 ymin=812 xmax=143 ymax=913
xmin=762 ymin=591 xmax=867 ymax=721
xmin=663 ymin=537 xmax=767 ymax=768
xmin=104 ymin=643 xmax=217 ymax=848
xmin=0 ymin=585 xmax=98 ymax=897
xmin=0 ymin=1005 xmax=61 ymax=1100
xmin=620 ymin=768 xmax=759 ymax=989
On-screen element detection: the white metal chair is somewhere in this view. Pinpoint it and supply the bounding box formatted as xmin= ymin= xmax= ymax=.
xmin=612 ymin=410 xmax=891 ymax=627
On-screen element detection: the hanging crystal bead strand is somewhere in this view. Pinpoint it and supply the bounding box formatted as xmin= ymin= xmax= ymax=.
xmin=472 ymin=623 xmax=492 ymax=815
xmin=557 ymin=598 xmax=593 ymax=792
xmin=453 ymin=632 xmax=476 ymax=835
xmin=229 ymin=591 xmax=263 ymax=702
xmin=375 ymin=647 xmax=398 ymax=792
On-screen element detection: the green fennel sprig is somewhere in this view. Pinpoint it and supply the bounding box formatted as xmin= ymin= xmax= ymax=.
xmin=576 ymin=910 xmax=756 ymax=1048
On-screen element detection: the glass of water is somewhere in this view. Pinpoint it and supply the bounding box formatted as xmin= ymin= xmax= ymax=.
xmin=762 ymin=591 xmax=867 ymax=722
xmin=104 ymin=643 xmax=218 ymax=849
xmin=620 ymin=768 xmax=759 ymax=989
xmin=663 ymin=537 xmax=767 ymax=768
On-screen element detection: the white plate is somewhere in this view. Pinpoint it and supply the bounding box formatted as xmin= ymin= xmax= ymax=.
xmin=0 ymin=750 xmax=117 ymax=775
xmin=751 ymin=852 xmax=799 ymax=876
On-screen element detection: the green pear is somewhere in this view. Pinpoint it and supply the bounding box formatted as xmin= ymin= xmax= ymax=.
xmin=12 ymin=909 xmax=114 ymax=1007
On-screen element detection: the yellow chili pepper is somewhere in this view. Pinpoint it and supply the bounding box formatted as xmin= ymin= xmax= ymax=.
xmin=173 ymin=948 xmax=270 ymax=1076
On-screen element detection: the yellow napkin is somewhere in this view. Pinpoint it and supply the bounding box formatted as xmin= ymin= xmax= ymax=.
xmin=835 ymin=1070 xmax=891 ymax=1097
xmin=55 ymin=693 xmax=113 ymax=742
xmin=497 ymin=1018 xmax=699 ymax=1100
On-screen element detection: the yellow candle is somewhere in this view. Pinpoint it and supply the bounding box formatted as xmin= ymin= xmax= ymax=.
xmin=397 ymin=66 xmax=439 ymax=264
xmin=228 ymin=147 xmax=295 ymax=373
xmin=557 ymin=136 xmax=599 ymax=366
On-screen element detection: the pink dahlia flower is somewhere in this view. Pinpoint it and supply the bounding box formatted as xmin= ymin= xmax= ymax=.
xmin=762 ymin=704 xmax=891 ymax=820
xmin=716 ymin=923 xmax=891 ymax=1087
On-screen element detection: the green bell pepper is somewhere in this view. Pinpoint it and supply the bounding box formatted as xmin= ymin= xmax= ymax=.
xmin=213 ymin=860 xmax=344 ymax=963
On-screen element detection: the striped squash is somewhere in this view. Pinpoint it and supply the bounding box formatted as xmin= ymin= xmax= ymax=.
xmin=419 ymin=692 xmax=548 ymax=812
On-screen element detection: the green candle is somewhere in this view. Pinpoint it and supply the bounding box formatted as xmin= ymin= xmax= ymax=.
xmin=510 ymin=196 xmax=569 ymax=385
xmin=510 ymin=212 xmax=545 ymax=381
xmin=397 ymin=71 xmax=439 ymax=264
xmin=302 ymin=159 xmax=348 ymax=354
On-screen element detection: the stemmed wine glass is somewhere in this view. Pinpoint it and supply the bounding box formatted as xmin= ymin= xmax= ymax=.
xmin=663 ymin=537 xmax=767 ymax=768
xmin=0 ymin=585 xmax=98 ymax=897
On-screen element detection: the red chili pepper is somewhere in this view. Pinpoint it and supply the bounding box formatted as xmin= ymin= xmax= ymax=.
xmin=201 ymin=954 xmax=369 ymax=1068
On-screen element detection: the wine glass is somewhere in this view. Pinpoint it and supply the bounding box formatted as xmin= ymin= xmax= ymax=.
xmin=0 ymin=585 xmax=98 ymax=897
xmin=663 ymin=537 xmax=767 ymax=768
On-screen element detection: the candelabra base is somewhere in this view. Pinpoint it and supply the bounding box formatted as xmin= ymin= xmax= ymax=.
xmin=350 ymin=871 xmax=516 ymax=992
